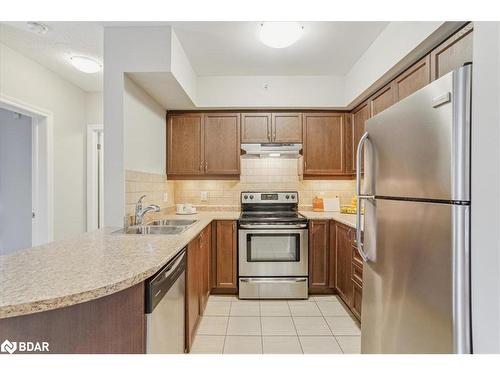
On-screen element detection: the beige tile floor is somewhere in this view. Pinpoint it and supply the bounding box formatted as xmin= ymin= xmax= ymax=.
xmin=190 ymin=295 xmax=361 ymax=354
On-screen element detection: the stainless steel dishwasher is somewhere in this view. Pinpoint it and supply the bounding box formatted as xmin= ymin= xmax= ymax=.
xmin=145 ymin=248 xmax=186 ymax=354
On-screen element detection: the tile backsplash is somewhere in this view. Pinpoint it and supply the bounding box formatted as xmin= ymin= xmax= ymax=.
xmin=173 ymin=158 xmax=356 ymax=209
xmin=125 ymin=170 xmax=175 ymax=218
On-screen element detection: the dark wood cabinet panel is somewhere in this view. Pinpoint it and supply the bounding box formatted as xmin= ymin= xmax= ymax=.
xmin=167 ymin=114 xmax=203 ymax=175
xmin=215 ymin=220 xmax=238 ymax=290
xmin=199 ymin=224 xmax=211 ymax=313
xmin=303 ymin=113 xmax=345 ymax=176
xmin=272 ymin=113 xmax=303 ymax=143
xmin=204 ymin=113 xmax=240 ymax=175
xmin=309 ymin=220 xmax=330 ymax=292
xmin=241 ymin=113 xmax=272 ymax=143
xmin=430 ymin=23 xmax=473 ymax=80
xmin=0 ymin=283 xmax=145 ymax=354
xmin=369 ymin=82 xmax=396 ymax=117
xmin=186 ymin=235 xmax=201 ymax=350
xmin=395 ymin=55 xmax=431 ymax=101
xmin=334 ymin=222 xmax=353 ymax=306
xmin=328 ymin=220 xmax=337 ymax=289
xmin=351 ymin=280 xmax=362 ymax=321
xmin=347 ymin=103 xmax=370 ymax=174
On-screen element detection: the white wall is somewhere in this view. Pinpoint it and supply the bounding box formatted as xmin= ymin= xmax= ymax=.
xmin=85 ymin=92 xmax=103 ymax=125
xmin=197 ymin=75 xmax=345 ymax=108
xmin=104 ymin=26 xmax=173 ymax=227
xmin=471 ymin=22 xmax=500 ymax=353
xmin=124 ymin=75 xmax=166 ymax=174
xmin=0 ymin=42 xmax=87 ymax=240
xmin=0 ymin=108 xmax=32 ymax=253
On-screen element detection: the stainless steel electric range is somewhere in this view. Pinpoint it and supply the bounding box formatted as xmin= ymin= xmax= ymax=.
xmin=238 ymin=191 xmax=309 ymax=299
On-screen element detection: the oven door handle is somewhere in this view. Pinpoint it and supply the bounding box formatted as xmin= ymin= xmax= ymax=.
xmin=240 ymin=277 xmax=308 ymax=283
xmin=238 ymin=223 xmax=308 ymax=229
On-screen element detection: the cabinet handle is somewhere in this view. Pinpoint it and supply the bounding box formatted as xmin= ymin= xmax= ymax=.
xmin=267 ymin=125 xmax=271 ymax=141
xmin=205 ymin=161 xmax=208 ymax=171
xmin=199 ymin=162 xmax=203 ymax=171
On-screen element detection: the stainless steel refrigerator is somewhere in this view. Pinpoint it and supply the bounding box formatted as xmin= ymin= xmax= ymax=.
xmin=356 ymin=64 xmax=472 ymax=354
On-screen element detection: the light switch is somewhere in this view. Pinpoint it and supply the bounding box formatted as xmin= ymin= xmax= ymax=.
xmin=201 ymin=191 xmax=208 ymax=202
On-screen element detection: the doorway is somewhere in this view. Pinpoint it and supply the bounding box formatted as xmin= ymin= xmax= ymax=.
xmin=87 ymin=125 xmax=104 ymax=231
xmin=0 ymin=95 xmax=54 ymax=254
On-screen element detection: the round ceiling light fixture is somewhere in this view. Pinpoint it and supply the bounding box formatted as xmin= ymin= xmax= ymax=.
xmin=259 ymin=22 xmax=303 ymax=48
xmin=69 ymin=56 xmax=102 ymax=74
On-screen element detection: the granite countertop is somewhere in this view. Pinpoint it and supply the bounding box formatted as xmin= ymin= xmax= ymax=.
xmin=0 ymin=211 xmax=239 ymax=319
xmin=300 ymin=210 xmax=361 ymax=229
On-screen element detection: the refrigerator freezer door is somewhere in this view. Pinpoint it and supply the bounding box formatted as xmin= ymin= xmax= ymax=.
xmin=364 ymin=65 xmax=471 ymax=202
xmin=361 ymin=199 xmax=470 ymax=353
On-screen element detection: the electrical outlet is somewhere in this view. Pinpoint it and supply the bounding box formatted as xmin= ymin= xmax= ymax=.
xmin=201 ymin=191 xmax=208 ymax=202
xmin=163 ymin=192 xmax=169 ymax=202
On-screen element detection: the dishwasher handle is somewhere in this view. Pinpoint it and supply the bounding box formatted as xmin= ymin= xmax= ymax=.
xmin=145 ymin=248 xmax=186 ymax=314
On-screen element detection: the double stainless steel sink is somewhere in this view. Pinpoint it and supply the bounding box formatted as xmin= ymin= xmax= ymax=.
xmin=115 ymin=219 xmax=198 ymax=235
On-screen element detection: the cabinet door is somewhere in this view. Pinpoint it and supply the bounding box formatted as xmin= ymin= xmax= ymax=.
xmin=204 ymin=113 xmax=241 ymax=175
xmin=369 ymin=82 xmax=396 ymax=117
xmin=241 ymin=113 xmax=271 ymax=143
xmin=199 ymin=224 xmax=211 ymax=314
xmin=395 ymin=55 xmax=431 ymax=101
xmin=272 ymin=113 xmax=303 ymax=143
xmin=309 ymin=220 xmax=330 ymax=291
xmin=167 ymin=114 xmax=203 ymax=176
xmin=186 ymin=235 xmax=201 ymax=350
xmin=303 ymin=113 xmax=345 ymax=176
xmin=334 ymin=223 xmax=353 ymax=306
xmin=430 ymin=23 xmax=473 ymax=80
xmin=328 ymin=221 xmax=337 ymax=289
xmin=347 ymin=103 xmax=370 ymax=174
xmin=216 ymin=221 xmax=237 ymax=289
xmin=351 ymin=280 xmax=362 ymax=321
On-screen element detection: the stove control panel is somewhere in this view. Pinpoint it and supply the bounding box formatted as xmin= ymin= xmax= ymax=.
xmin=241 ymin=192 xmax=298 ymax=204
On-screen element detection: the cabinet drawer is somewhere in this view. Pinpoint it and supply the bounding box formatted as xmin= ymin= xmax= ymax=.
xmin=352 ymin=262 xmax=363 ymax=286
xmin=352 ymin=246 xmax=363 ymax=268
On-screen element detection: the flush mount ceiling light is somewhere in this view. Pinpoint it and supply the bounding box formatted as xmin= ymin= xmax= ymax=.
xmin=26 ymin=21 xmax=49 ymax=35
xmin=70 ymin=56 xmax=102 ymax=73
xmin=259 ymin=22 xmax=303 ymax=48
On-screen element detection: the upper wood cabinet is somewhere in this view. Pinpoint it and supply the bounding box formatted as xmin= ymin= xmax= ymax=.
xmin=303 ymin=113 xmax=346 ymax=176
xmin=241 ymin=112 xmax=302 ymax=143
xmin=167 ymin=113 xmax=240 ymax=178
xmin=203 ymin=113 xmax=240 ymax=175
xmin=430 ymin=23 xmax=473 ymax=80
xmin=346 ymin=102 xmax=370 ymax=174
xmin=272 ymin=113 xmax=303 ymax=143
xmin=395 ymin=55 xmax=431 ymax=101
xmin=215 ymin=220 xmax=238 ymax=290
xmin=167 ymin=113 xmax=204 ymax=176
xmin=241 ymin=113 xmax=272 ymax=143
xmin=369 ymin=82 xmax=396 ymax=117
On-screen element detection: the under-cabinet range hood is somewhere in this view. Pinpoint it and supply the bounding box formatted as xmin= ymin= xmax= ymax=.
xmin=241 ymin=143 xmax=302 ymax=158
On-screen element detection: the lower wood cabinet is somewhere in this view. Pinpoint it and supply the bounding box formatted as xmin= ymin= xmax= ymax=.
xmin=309 ymin=219 xmax=363 ymax=321
xmin=214 ymin=220 xmax=238 ymax=291
xmin=199 ymin=223 xmax=211 ymax=312
xmin=334 ymin=222 xmax=354 ymax=306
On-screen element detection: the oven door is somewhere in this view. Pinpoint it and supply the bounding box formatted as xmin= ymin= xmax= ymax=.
xmin=238 ymin=226 xmax=308 ymax=277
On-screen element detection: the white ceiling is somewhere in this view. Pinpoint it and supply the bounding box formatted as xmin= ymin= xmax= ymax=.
xmin=0 ymin=21 xmax=388 ymax=93
xmin=169 ymin=21 xmax=388 ymax=76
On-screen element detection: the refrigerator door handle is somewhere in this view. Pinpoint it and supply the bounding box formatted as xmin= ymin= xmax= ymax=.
xmin=356 ymin=132 xmax=373 ymax=262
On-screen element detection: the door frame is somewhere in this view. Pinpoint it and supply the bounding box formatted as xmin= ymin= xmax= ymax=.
xmin=0 ymin=93 xmax=54 ymax=246
xmin=87 ymin=124 xmax=104 ymax=231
